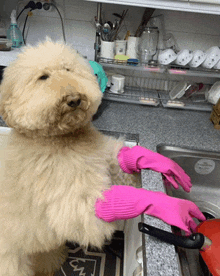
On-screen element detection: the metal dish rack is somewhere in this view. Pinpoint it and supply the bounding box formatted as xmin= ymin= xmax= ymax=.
xmin=100 ymin=58 xmax=219 ymax=112
xmin=98 ymin=57 xmax=220 ymax=78
xmin=104 ymin=86 xmax=160 ymax=106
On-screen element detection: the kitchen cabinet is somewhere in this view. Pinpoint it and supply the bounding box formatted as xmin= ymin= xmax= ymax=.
xmin=86 ymin=0 xmax=220 ymax=14
xmin=190 ymin=0 xmax=220 ymax=3
xmin=123 ymin=216 xmax=143 ymax=276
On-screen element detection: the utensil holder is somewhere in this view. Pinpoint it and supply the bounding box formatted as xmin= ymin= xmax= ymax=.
xmin=100 ymin=40 xmax=115 ymax=60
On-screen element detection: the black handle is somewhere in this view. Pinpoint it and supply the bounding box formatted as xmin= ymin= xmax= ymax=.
xmin=138 ymin=222 xmax=205 ymax=249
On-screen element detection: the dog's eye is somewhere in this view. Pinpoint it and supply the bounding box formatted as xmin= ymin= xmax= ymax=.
xmin=39 ymin=74 xmax=50 ymax=80
xmin=66 ymin=68 xmax=70 ymax=72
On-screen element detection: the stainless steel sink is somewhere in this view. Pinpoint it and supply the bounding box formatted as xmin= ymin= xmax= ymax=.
xmin=157 ymin=144 xmax=220 ymax=276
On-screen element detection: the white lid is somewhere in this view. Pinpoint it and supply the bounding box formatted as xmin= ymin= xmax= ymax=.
xmin=10 ymin=10 xmax=17 ymax=24
xmin=112 ymin=74 xmax=125 ymax=80
xmin=169 ymin=82 xmax=188 ymax=100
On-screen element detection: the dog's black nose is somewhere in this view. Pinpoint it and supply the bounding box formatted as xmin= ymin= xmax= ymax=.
xmin=67 ymin=98 xmax=81 ymax=108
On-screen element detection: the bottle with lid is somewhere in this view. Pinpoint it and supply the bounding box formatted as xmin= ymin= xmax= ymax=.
xmin=138 ymin=27 xmax=159 ymax=64
xmin=7 ymin=10 xmax=24 ymax=48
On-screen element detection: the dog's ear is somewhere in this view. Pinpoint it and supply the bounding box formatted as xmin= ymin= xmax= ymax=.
xmin=0 ymin=79 xmax=13 ymax=119
xmin=0 ymin=84 xmax=4 ymax=116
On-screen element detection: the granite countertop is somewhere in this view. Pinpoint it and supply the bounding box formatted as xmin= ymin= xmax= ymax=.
xmin=1 ymin=101 xmax=220 ymax=275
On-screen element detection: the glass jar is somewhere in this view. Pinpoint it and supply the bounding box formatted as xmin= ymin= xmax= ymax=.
xmin=138 ymin=27 xmax=159 ymax=64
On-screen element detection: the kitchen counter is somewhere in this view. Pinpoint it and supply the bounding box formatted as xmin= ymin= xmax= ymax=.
xmin=1 ymin=101 xmax=220 ymax=275
xmin=93 ymin=101 xmax=220 ymax=276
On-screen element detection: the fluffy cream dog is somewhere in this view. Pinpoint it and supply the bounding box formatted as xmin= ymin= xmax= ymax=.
xmin=0 ymin=40 xmax=138 ymax=276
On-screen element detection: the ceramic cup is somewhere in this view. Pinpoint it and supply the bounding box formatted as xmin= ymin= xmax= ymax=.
xmin=110 ymin=74 xmax=125 ymax=94
xmin=100 ymin=40 xmax=115 ymax=60
xmin=126 ymin=36 xmax=139 ymax=59
xmin=115 ymin=40 xmax=127 ymax=55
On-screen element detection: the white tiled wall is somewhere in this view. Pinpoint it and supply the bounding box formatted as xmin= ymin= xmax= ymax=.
xmin=1 ymin=0 xmax=220 ymax=60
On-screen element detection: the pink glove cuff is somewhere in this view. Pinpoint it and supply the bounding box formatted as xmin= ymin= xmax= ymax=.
xmin=95 ymin=185 xmax=146 ymax=222
xmin=117 ymin=146 xmax=142 ymax=174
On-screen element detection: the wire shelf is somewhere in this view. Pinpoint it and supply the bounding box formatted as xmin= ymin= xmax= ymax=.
xmin=104 ymin=86 xmax=160 ymax=106
xmin=98 ymin=57 xmax=220 ymax=78
xmin=103 ymin=86 xmax=213 ymax=112
xmin=159 ymin=91 xmax=213 ymax=112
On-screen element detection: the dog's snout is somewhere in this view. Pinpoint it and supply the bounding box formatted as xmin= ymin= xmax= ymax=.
xmin=67 ymin=98 xmax=81 ymax=108
xmin=63 ymin=94 xmax=89 ymax=112
xmin=66 ymin=95 xmax=81 ymax=108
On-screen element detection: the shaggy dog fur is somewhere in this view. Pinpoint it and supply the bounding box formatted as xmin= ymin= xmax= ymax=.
xmin=0 ymin=40 xmax=139 ymax=276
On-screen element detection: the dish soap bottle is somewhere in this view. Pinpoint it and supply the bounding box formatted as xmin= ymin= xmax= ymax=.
xmin=7 ymin=10 xmax=24 ymax=48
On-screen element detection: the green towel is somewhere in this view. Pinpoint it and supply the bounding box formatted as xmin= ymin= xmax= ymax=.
xmin=89 ymin=60 xmax=108 ymax=93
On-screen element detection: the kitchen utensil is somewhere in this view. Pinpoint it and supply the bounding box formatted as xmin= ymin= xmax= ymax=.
xmin=124 ymin=30 xmax=130 ymax=40
xmin=106 ymin=21 xmax=113 ymax=30
xmin=175 ymin=49 xmax=193 ymax=66
xmin=188 ymin=50 xmax=207 ymax=68
xmin=139 ymin=222 xmax=210 ymax=250
xmin=115 ymin=40 xmax=127 ymax=55
xmin=126 ymin=36 xmax=139 ymax=59
xmin=158 ymin=48 xmax=177 ymax=65
xmin=110 ymin=74 xmax=125 ymax=94
xmin=100 ymin=40 xmax=115 ymax=60
xmin=202 ymin=46 xmax=220 ymax=69
xmin=138 ymin=27 xmax=159 ymax=64
xmin=112 ymin=13 xmax=123 ymax=19
xmin=134 ymin=8 xmax=155 ymax=37
xmin=101 ymin=23 xmax=111 ymax=41
xmin=94 ymin=16 xmax=102 ymax=32
xmin=103 ymin=22 xmax=111 ymax=33
xmin=197 ymin=219 xmax=220 ymax=276
xmin=112 ymin=9 xmax=129 ymax=41
xmin=113 ymin=19 xmax=119 ymax=30
xmin=139 ymin=221 xmax=220 ymax=276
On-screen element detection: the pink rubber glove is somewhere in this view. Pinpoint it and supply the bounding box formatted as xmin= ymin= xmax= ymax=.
xmin=118 ymin=146 xmax=192 ymax=192
xmin=95 ymin=186 xmax=206 ymax=235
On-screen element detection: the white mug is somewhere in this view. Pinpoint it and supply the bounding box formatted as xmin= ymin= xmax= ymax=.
xmin=115 ymin=40 xmax=127 ymax=55
xmin=110 ymin=74 xmax=125 ymax=94
xmin=126 ymin=36 xmax=139 ymax=59
xmin=100 ymin=40 xmax=115 ymax=60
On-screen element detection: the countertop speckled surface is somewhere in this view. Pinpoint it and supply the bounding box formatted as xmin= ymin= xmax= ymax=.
xmin=1 ymin=101 xmax=220 ymax=276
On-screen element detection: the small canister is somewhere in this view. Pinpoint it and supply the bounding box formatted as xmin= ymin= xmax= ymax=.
xmin=110 ymin=74 xmax=125 ymax=94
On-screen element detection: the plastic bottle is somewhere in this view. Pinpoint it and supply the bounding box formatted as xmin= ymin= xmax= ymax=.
xmin=7 ymin=10 xmax=24 ymax=48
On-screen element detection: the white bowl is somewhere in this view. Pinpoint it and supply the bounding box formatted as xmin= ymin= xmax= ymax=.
xmin=175 ymin=49 xmax=193 ymax=66
xmin=188 ymin=50 xmax=207 ymax=68
xmin=158 ymin=49 xmax=177 ymax=65
xmin=213 ymin=59 xmax=220 ymax=70
xmin=202 ymin=46 xmax=220 ymax=69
